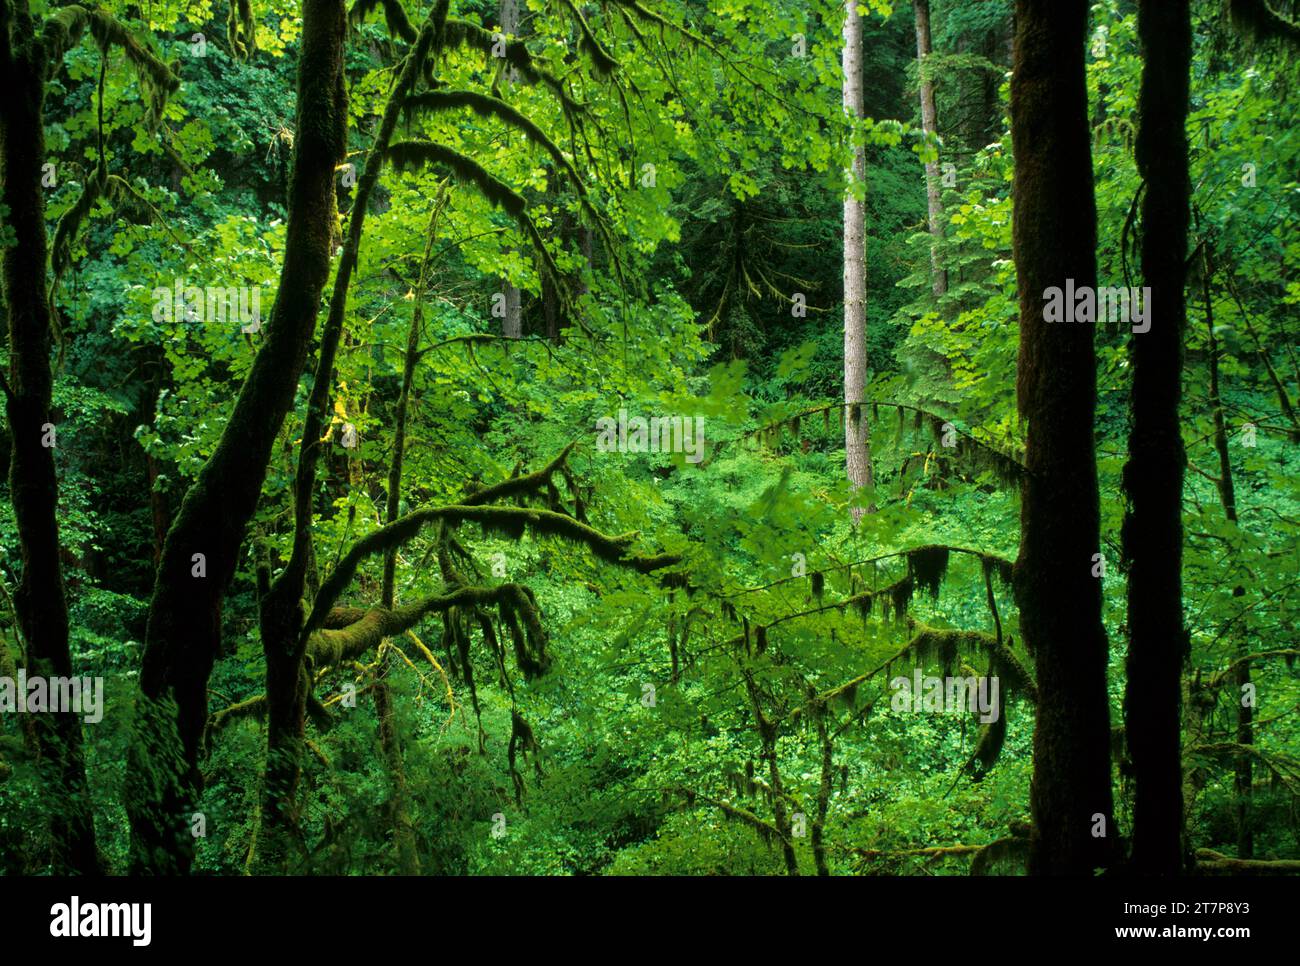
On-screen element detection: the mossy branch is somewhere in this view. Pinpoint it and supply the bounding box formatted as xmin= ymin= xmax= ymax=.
xmin=679 ymin=788 xmax=790 ymax=847
xmin=461 ymin=442 xmax=577 ymax=507
xmin=209 ymin=693 xmax=267 ymax=732
xmin=1208 ymin=650 xmax=1300 ymax=687
xmin=402 ymin=89 xmax=611 ymax=248
xmin=386 ymin=139 xmax=572 ymax=316
xmin=348 ymin=0 xmax=417 ymax=42
xmin=306 ymin=504 xmax=678 ymax=637
xmin=1226 ymin=0 xmax=1300 ymax=45
xmin=443 ymin=18 xmax=581 ymax=113
xmin=41 ymin=7 xmax=179 ymax=122
xmin=556 ymin=0 xmax=619 ymax=77
xmin=1195 ymin=848 xmax=1300 ymax=875
xmin=305 ymin=583 xmax=548 ymax=677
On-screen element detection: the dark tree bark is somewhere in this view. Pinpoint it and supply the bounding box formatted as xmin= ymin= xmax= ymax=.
xmin=1009 ymin=0 xmax=1116 ymax=876
xmin=1122 ymin=0 xmax=1192 ymax=876
xmin=0 ymin=0 xmax=99 ymax=874
xmin=128 ymin=0 xmax=349 ymax=874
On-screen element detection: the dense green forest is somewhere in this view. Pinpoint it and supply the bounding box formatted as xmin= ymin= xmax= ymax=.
xmin=0 ymin=0 xmax=1296 ymax=878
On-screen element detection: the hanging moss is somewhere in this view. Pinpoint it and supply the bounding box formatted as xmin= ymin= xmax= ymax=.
xmin=388 ymin=140 xmax=524 ymax=214
xmin=478 ymin=512 xmax=527 ymax=542
xmin=988 ymin=637 xmax=1036 ymax=703
xmin=227 ymin=0 xmax=257 ymax=60
xmin=507 ymin=710 xmax=543 ymax=804
xmin=348 ymin=0 xmax=418 ymax=42
xmin=1226 ymin=0 xmax=1300 ymax=45
xmin=981 ymin=553 xmax=1014 ymax=587
xmin=755 ymin=625 xmax=768 ymax=654
xmin=453 ymin=607 xmax=478 ymax=713
xmin=810 ymin=571 xmax=824 ymax=602
xmin=307 ymin=503 xmax=678 ymax=635
xmin=558 ymin=0 xmax=620 ymax=76
xmin=907 ymin=545 xmax=951 ymax=600
xmin=404 ymin=90 xmax=595 ymax=223
xmin=42 ymin=7 xmax=179 ymax=126
xmin=444 ymin=18 xmax=582 ymax=113
xmin=498 ymin=585 xmax=549 ymax=680
xmin=50 ymin=164 xmax=108 ymax=286
xmin=914 ymin=625 xmax=962 ymax=677
xmin=970 ymin=835 xmax=1028 ymax=876
xmin=887 ymin=575 xmax=914 ymax=622
xmin=850 ymin=591 xmax=872 ymax=625
xmin=833 ymin=681 xmax=858 ymax=711
xmin=966 ymin=713 xmax=1007 ymax=781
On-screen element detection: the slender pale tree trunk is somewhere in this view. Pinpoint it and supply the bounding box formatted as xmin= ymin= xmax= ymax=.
xmin=1009 ymin=0 xmax=1115 ymax=875
xmin=914 ymin=0 xmax=946 ymax=298
xmin=842 ymin=0 xmax=874 ymax=521
xmin=1199 ymin=239 xmax=1252 ymax=859
xmin=1123 ymin=0 xmax=1191 ymax=876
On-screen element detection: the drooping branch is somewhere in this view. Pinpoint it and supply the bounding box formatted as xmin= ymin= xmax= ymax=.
xmin=41 ymin=6 xmax=179 ymax=121
xmin=1208 ymin=650 xmax=1300 ymax=687
xmin=443 ymin=18 xmax=582 ymax=112
xmin=678 ymin=788 xmax=791 ymax=848
xmin=401 ymin=89 xmax=611 ymax=248
xmin=386 ymin=139 xmax=572 ymax=308
xmin=460 ymin=442 xmax=578 ymax=508
xmin=349 ymin=0 xmax=417 ymax=42
xmin=305 ymin=583 xmax=545 ymax=673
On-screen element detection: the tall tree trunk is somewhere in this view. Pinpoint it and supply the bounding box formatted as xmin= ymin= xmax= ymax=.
xmin=1122 ymin=0 xmax=1191 ymax=876
xmin=499 ymin=0 xmax=522 ymax=338
xmin=842 ymin=0 xmax=874 ymax=521
xmin=254 ymin=11 xmax=441 ymax=872
xmin=914 ymin=0 xmax=947 ymax=298
xmin=373 ymin=200 xmax=445 ymax=877
xmin=128 ymin=0 xmax=349 ymax=874
xmin=1200 ymin=242 xmax=1252 ymax=859
xmin=0 ymin=0 xmax=100 ymax=874
xmin=1009 ymin=0 xmax=1115 ymax=876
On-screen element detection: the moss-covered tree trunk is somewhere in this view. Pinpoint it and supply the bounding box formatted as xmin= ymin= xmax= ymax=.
xmin=371 ymin=202 xmax=444 ymax=876
xmin=254 ymin=13 xmax=443 ymax=871
xmin=1122 ymin=0 xmax=1192 ymax=876
xmin=0 ymin=0 xmax=100 ymax=874
xmin=913 ymin=0 xmax=946 ymax=298
xmin=128 ymin=0 xmax=349 ymax=874
xmin=1009 ymin=0 xmax=1115 ymax=876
